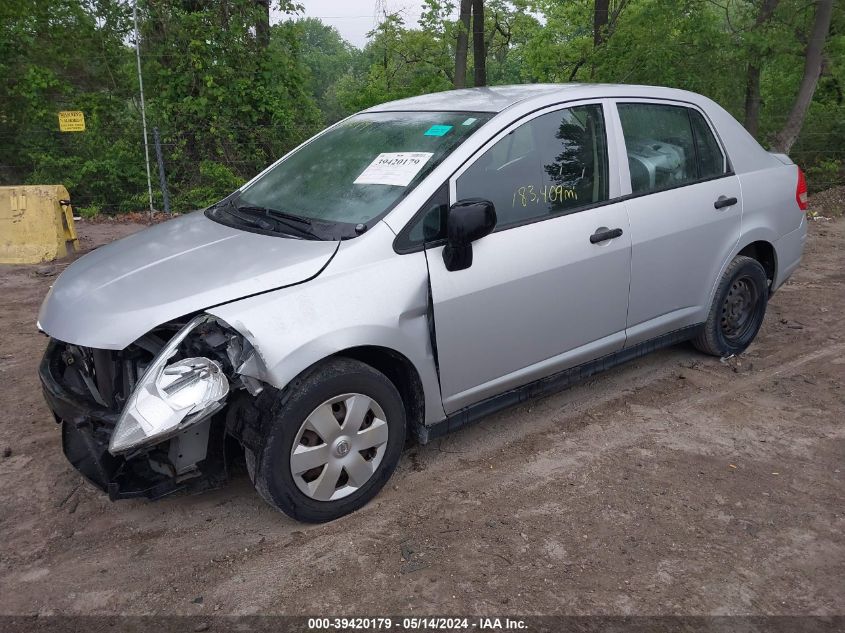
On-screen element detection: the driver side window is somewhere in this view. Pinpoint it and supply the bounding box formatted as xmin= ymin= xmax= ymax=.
xmin=395 ymin=104 xmax=610 ymax=252
xmin=456 ymin=104 xmax=609 ymax=230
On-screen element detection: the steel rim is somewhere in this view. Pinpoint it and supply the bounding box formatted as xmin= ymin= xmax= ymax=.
xmin=720 ymin=275 xmax=760 ymax=342
xmin=289 ymin=393 xmax=389 ymax=502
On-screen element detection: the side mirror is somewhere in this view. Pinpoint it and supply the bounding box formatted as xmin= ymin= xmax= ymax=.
xmin=443 ymin=198 xmax=497 ymax=272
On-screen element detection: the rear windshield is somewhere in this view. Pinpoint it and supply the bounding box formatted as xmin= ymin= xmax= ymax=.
xmin=234 ymin=111 xmax=492 ymax=230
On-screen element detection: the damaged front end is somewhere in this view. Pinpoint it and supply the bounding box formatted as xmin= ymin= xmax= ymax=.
xmin=39 ymin=314 xmax=261 ymax=500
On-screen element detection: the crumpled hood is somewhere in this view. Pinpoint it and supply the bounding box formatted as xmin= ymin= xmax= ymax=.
xmin=38 ymin=210 xmax=339 ymax=349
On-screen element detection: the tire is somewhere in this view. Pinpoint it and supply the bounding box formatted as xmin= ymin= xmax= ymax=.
xmin=253 ymin=357 xmax=405 ymax=523
xmin=693 ymin=255 xmax=769 ymax=357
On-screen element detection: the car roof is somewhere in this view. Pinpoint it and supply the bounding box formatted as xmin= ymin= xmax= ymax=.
xmin=364 ymin=83 xmax=705 ymax=113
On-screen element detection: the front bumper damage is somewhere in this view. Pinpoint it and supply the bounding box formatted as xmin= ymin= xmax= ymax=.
xmin=39 ymin=329 xmax=238 ymax=500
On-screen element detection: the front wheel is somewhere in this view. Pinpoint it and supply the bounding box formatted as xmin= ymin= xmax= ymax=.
xmin=253 ymin=358 xmax=405 ymax=523
xmin=693 ymin=255 xmax=769 ymax=357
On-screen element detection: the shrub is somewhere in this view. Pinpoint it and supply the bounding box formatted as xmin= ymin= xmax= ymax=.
xmin=78 ymin=204 xmax=101 ymax=219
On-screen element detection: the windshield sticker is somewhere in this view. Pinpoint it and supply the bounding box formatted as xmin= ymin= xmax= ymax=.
xmin=353 ymin=152 xmax=434 ymax=187
xmin=424 ymin=124 xmax=453 ymax=137
xmin=462 ymin=117 xmax=478 ymax=126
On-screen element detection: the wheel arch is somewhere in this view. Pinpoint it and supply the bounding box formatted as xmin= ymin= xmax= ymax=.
xmin=707 ymin=226 xmax=780 ymax=311
xmin=331 ymin=345 xmax=426 ymax=438
xmin=226 ymin=333 xmax=438 ymax=448
xmin=737 ymin=240 xmax=777 ymax=291
xmin=229 ymin=344 xmax=429 ymax=469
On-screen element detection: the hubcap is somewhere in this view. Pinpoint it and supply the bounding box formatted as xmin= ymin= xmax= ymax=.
xmin=334 ymin=438 xmax=351 ymax=457
xmin=290 ymin=393 xmax=389 ymax=501
xmin=720 ymin=276 xmax=759 ymax=341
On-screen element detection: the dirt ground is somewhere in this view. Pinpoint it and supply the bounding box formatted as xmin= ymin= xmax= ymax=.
xmin=0 ymin=215 xmax=842 ymax=617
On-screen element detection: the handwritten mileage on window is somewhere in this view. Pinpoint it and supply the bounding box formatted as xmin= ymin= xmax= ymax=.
xmin=513 ymin=184 xmax=578 ymax=208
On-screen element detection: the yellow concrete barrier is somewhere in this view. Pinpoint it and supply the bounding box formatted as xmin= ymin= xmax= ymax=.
xmin=0 ymin=185 xmax=79 ymax=264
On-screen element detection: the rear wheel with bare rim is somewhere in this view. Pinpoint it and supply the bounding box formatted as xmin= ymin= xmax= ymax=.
xmin=253 ymin=358 xmax=405 ymax=523
xmin=693 ymin=255 xmax=769 ymax=357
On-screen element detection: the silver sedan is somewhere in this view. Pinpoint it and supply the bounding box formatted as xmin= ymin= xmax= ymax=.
xmin=38 ymin=84 xmax=808 ymax=522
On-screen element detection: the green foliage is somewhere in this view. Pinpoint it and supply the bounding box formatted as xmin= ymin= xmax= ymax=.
xmin=141 ymin=0 xmax=321 ymax=210
xmin=805 ymin=158 xmax=842 ymax=194
xmin=288 ymin=17 xmax=359 ymax=123
xmin=330 ymin=11 xmax=455 ymax=114
xmin=0 ymin=0 xmax=319 ymax=213
xmin=0 ymin=0 xmax=144 ymax=210
xmin=79 ymin=204 xmax=101 ymax=219
xmin=179 ymin=161 xmax=246 ymax=212
xmin=0 ymin=0 xmax=842 ymax=213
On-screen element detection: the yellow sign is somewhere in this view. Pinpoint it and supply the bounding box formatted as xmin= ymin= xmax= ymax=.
xmin=58 ymin=111 xmax=85 ymax=132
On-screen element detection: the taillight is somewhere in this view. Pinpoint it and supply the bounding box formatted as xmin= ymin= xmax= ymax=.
xmin=796 ymin=167 xmax=808 ymax=211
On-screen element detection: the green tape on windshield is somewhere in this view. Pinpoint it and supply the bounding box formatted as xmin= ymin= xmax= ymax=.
xmin=424 ymin=125 xmax=453 ymax=137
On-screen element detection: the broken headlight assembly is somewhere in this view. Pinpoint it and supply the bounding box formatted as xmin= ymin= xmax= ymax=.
xmin=109 ymin=314 xmax=232 ymax=454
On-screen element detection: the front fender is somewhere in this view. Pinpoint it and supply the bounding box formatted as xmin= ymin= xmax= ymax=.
xmin=207 ymin=243 xmax=446 ymax=425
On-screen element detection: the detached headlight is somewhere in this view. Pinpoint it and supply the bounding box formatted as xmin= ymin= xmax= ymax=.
xmin=109 ymin=315 xmax=230 ymax=454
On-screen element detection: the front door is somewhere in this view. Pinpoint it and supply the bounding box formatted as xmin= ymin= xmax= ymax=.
xmin=425 ymin=102 xmax=633 ymax=413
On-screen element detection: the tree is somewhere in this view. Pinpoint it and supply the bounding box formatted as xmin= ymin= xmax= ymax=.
xmin=743 ymin=0 xmax=781 ymax=137
xmin=472 ymin=0 xmax=487 ymax=86
xmin=255 ymin=0 xmax=271 ymax=49
xmin=455 ymin=0 xmax=471 ymax=88
xmin=772 ymin=0 xmax=835 ymax=152
xmin=0 ymin=0 xmax=144 ymax=212
xmin=291 ymin=18 xmax=359 ymax=122
xmin=335 ymin=11 xmax=452 ymax=113
xmin=594 ymin=0 xmax=610 ymax=46
xmin=2 ymin=0 xmax=843 ymax=213
xmin=139 ymin=0 xmax=320 ymax=210
xmin=453 ymin=0 xmax=488 ymax=87
xmin=528 ymin=0 xmax=631 ymax=83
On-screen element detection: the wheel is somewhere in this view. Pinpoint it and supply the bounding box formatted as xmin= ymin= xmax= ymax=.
xmin=252 ymin=357 xmax=405 ymax=523
xmin=693 ymin=255 xmax=768 ymax=357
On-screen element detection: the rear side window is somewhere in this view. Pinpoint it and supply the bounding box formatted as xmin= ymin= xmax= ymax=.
xmin=689 ymin=109 xmax=726 ymax=178
xmin=456 ymin=104 xmax=609 ymax=230
xmin=618 ymin=103 xmax=726 ymax=194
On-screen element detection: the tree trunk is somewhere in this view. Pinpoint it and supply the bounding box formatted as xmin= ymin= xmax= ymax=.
xmin=472 ymin=0 xmax=486 ymax=86
xmin=743 ymin=0 xmax=780 ymax=137
xmin=771 ymin=0 xmax=834 ymax=153
xmin=454 ymin=0 xmax=471 ymax=88
xmin=255 ymin=0 xmax=270 ymax=49
xmin=744 ymin=64 xmax=764 ymax=137
xmin=593 ymin=0 xmax=610 ymax=47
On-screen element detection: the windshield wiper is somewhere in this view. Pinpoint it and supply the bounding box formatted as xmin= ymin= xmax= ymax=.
xmin=221 ymin=205 xmax=275 ymax=231
xmin=236 ymin=204 xmax=312 ymax=226
xmin=227 ymin=200 xmax=320 ymax=239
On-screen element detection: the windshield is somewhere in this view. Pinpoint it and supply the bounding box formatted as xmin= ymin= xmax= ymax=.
xmin=213 ymin=111 xmax=492 ymax=238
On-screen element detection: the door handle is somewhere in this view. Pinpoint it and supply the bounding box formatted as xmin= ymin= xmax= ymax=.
xmin=590 ymin=227 xmax=623 ymax=244
xmin=714 ymin=196 xmax=738 ymax=209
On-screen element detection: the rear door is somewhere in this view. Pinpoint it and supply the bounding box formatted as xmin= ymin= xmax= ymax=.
xmin=414 ymin=101 xmax=632 ymax=413
xmin=611 ymin=100 xmax=742 ymax=345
